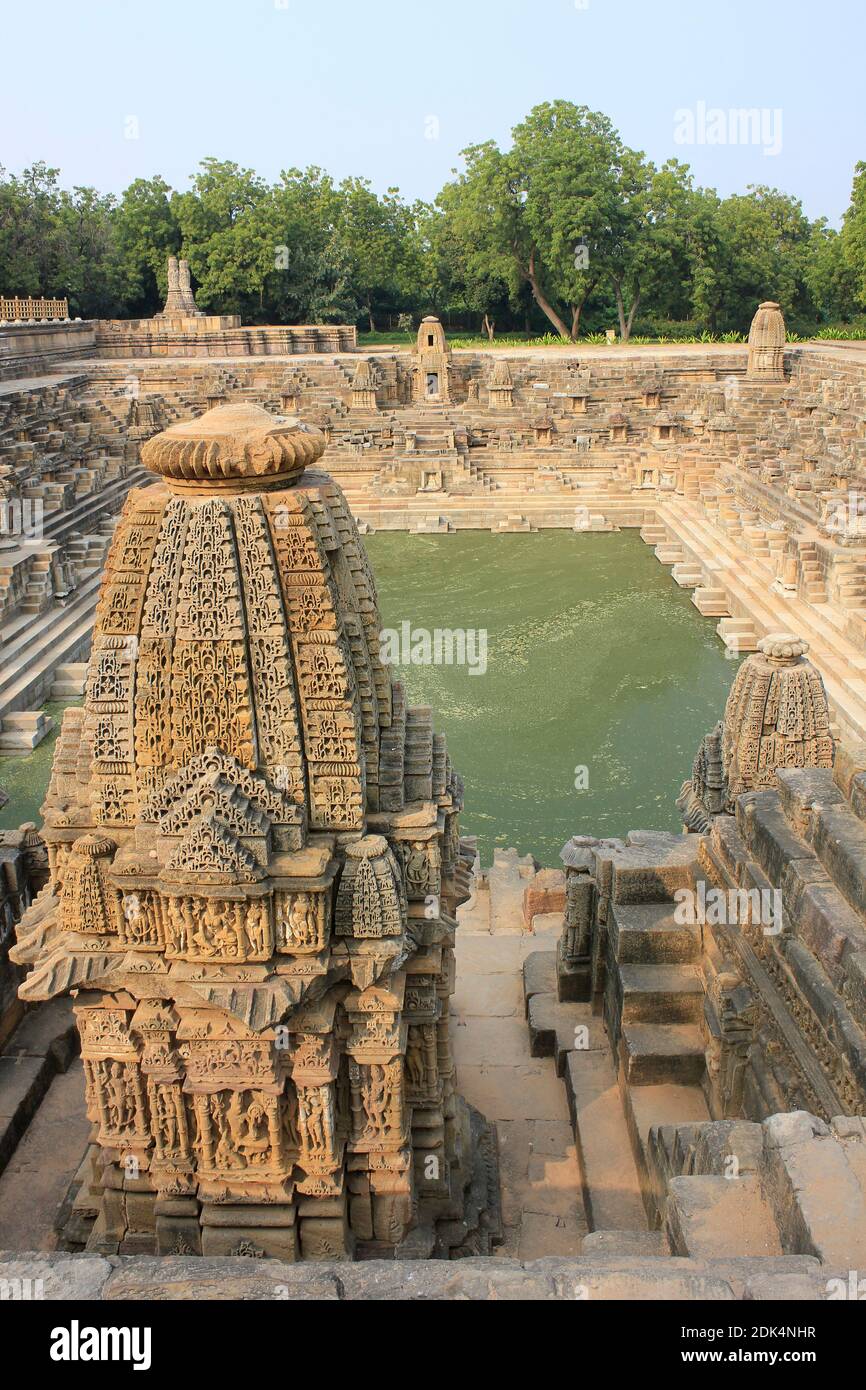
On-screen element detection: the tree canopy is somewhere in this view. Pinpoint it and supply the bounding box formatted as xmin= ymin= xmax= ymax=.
xmin=1 ymin=103 xmax=863 ymax=338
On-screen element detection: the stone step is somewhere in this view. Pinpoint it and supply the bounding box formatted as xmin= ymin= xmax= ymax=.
xmin=581 ymin=1228 xmax=669 ymax=1256
xmin=692 ymin=586 xmax=730 ymax=617
xmin=658 ymin=501 xmax=866 ymax=743
xmin=0 ymin=575 xmax=100 ymax=719
xmin=670 ymin=563 xmax=703 ymax=589
xmin=665 ymin=1175 xmax=783 ymax=1258
xmin=619 ymin=964 xmax=705 ymax=1025
xmin=50 ymin=662 xmax=88 ymax=698
xmin=522 ymin=950 xmax=557 ymax=1010
xmin=563 ymin=1048 xmax=648 ymax=1233
xmin=763 ymin=1112 xmax=866 ymax=1267
xmin=527 ymin=992 xmax=605 ymax=1075
xmin=639 ymin=526 xmax=667 ymax=546
xmin=654 ymin=544 xmax=685 ymax=565
xmin=488 ymin=847 xmax=537 ymax=934
xmin=0 ymin=709 xmax=55 ymax=753
xmin=666 ymin=500 xmax=866 ymax=672
xmin=619 ymin=1023 xmax=705 ymax=1086
xmin=809 ymin=799 xmax=866 ymax=922
xmin=736 ymin=788 xmax=818 ymax=883
xmin=716 ymin=619 xmax=758 ymax=653
xmin=609 ymin=902 xmax=701 ymax=964
xmin=622 ymin=1080 xmax=711 ymax=1223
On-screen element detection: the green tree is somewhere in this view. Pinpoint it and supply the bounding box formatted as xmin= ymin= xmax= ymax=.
xmin=426 ymin=187 xmax=514 ymax=337
xmin=438 ymin=103 xmax=640 ymax=341
xmin=608 ymin=158 xmax=698 ymax=341
xmin=0 ymin=163 xmax=67 ymax=297
xmin=172 ymin=158 xmax=269 ymax=315
xmin=55 ymin=184 xmax=125 ymax=317
xmin=332 ymin=179 xmax=415 ymax=331
xmin=840 ymin=162 xmax=866 ymax=311
xmin=266 ymin=168 xmax=357 ymax=324
xmin=114 ymin=176 xmax=179 ymax=316
xmin=804 ymin=220 xmax=857 ymax=322
xmin=690 ymin=186 xmax=813 ymax=331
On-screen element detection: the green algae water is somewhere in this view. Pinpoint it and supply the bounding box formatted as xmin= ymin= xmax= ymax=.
xmin=366 ymin=530 xmax=741 ymax=866
xmin=0 ymin=533 xmax=739 ymax=866
xmin=0 ymin=700 xmax=82 ymax=830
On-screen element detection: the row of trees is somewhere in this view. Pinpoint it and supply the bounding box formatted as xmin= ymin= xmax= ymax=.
xmin=2 ymin=102 xmax=865 ymax=340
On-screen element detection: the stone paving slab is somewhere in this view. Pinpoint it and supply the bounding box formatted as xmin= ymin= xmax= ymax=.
xmin=451 ymin=970 xmax=522 ymax=1019
xmin=454 ymin=892 xmax=586 ymax=1257
xmin=0 ymin=1057 xmax=46 ymax=1172
xmin=0 ymin=1063 xmax=90 ymax=1251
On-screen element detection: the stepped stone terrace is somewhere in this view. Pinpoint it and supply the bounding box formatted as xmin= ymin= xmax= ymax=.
xmin=2 ymin=300 xmax=866 ymax=1297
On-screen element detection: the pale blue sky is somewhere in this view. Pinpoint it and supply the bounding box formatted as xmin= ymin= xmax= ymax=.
xmin=2 ymin=0 xmax=863 ymax=224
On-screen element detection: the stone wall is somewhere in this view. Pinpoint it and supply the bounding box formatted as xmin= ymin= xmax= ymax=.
xmin=0 ymin=321 xmax=97 ymax=381
xmin=94 ymin=321 xmax=358 ymax=358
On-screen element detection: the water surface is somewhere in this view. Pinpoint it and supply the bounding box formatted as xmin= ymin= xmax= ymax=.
xmin=366 ymin=530 xmax=740 ymax=865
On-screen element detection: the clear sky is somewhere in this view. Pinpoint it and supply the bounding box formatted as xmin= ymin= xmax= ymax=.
xmin=2 ymin=0 xmax=863 ymax=224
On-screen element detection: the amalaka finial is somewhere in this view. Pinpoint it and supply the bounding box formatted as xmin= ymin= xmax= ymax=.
xmin=140 ymin=401 xmax=326 ymax=492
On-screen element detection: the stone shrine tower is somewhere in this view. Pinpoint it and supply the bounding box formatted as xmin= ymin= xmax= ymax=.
xmin=12 ymin=401 xmax=488 ymax=1260
xmin=677 ymin=633 xmax=835 ymax=833
xmin=411 ymin=316 xmax=451 ymax=404
xmin=747 ymin=300 xmax=786 ymax=381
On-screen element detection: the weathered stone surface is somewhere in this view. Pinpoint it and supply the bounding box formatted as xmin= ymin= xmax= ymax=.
xmin=522 ymin=868 xmax=565 ymax=929
xmin=0 ymin=1251 xmax=113 ymax=1300
xmin=104 ymin=1256 xmax=340 ymax=1301
xmin=0 ymin=1056 xmax=46 ymax=1170
xmin=0 ymin=1249 xmax=829 ymax=1300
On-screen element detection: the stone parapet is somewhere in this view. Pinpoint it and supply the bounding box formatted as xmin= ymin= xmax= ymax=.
xmin=94 ymin=321 xmax=358 ymax=357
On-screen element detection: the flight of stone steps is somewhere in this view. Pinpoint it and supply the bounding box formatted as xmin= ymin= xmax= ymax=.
xmin=0 ymin=377 xmax=145 ymax=733
xmin=647 ymin=1111 xmax=866 ymax=1265
xmin=522 ymin=831 xmax=711 ymax=1242
xmin=646 ymin=500 xmax=866 ymax=743
xmin=520 ymin=755 xmax=866 ymax=1267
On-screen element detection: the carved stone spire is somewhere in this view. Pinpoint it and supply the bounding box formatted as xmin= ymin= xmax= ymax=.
xmin=350 ymin=359 xmax=378 ymax=412
xmin=488 ymin=358 xmax=514 ymax=409
xmin=747 ymin=300 xmax=786 ymax=381
xmin=723 ymin=634 xmax=834 ymax=799
xmin=12 ymin=399 xmax=486 ymax=1260
xmin=678 ymin=633 xmax=835 ymax=831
